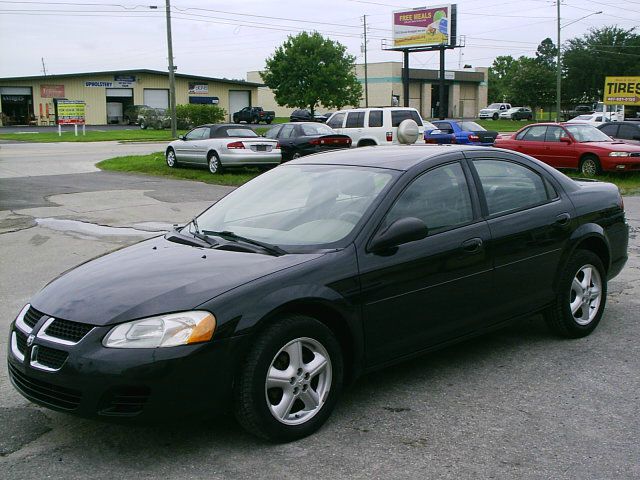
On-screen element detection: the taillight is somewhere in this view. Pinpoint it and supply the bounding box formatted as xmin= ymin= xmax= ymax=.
xmin=386 ymin=131 xmax=393 ymax=142
xmin=425 ymin=137 xmax=437 ymax=144
xmin=451 ymin=135 xmax=456 ymax=144
xmin=227 ymin=141 xmax=244 ymax=149
xmin=309 ymin=138 xmax=321 ymax=145
xmin=275 ymin=141 xmax=280 ymax=149
xmin=469 ymin=134 xmax=480 ymax=142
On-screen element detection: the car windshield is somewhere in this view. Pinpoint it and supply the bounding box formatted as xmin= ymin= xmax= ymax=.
xmin=487 ymin=104 xmax=502 ymax=109
xmin=564 ymin=124 xmax=613 ymax=142
xmin=300 ymin=124 xmax=334 ymax=135
xmin=460 ymin=121 xmax=485 ymax=132
xmin=194 ymin=165 xmax=397 ymax=249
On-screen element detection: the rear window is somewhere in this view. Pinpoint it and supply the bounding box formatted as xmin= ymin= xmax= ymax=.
xmin=368 ymin=110 xmax=383 ymax=127
xmin=300 ymin=124 xmax=334 ymax=135
xmin=460 ymin=121 xmax=485 ymax=132
xmin=345 ymin=111 xmax=365 ymax=128
xmin=391 ymin=110 xmax=421 ymax=127
xmin=224 ymin=128 xmax=258 ymax=138
xmin=327 ymin=112 xmax=345 ymax=128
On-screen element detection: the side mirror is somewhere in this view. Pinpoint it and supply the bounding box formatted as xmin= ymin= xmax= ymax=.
xmin=369 ymin=217 xmax=428 ymax=252
xmin=560 ymin=136 xmax=572 ymax=143
xmin=179 ymin=135 xmax=186 ymax=141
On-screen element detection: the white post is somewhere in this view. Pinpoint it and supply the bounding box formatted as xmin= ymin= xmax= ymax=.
xmin=74 ymin=124 xmax=78 ymax=136
xmin=82 ymin=124 xmax=86 ymax=136
xmin=58 ymin=124 xmax=62 ymax=137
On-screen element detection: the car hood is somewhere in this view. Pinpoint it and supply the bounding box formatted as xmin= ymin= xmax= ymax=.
xmin=30 ymin=236 xmax=322 ymax=326
xmin=579 ymin=141 xmax=640 ymax=152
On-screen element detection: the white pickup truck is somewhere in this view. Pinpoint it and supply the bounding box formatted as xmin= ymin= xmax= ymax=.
xmin=478 ymin=103 xmax=512 ymax=120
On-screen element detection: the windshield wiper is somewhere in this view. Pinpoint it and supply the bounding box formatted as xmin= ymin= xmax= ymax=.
xmin=189 ymin=217 xmax=219 ymax=247
xmin=203 ymin=230 xmax=287 ymax=256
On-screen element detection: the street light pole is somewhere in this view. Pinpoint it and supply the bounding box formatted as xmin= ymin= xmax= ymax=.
xmin=165 ymin=0 xmax=177 ymax=137
xmin=556 ymin=0 xmax=561 ymax=122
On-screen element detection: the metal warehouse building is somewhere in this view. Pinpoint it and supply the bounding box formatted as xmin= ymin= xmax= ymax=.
xmin=248 ymin=61 xmax=488 ymax=119
xmin=0 ymin=69 xmax=260 ymax=126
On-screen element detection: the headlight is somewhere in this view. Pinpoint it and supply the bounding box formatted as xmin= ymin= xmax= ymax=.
xmin=609 ymin=152 xmax=630 ymax=157
xmin=103 ymin=311 xmax=216 ymax=348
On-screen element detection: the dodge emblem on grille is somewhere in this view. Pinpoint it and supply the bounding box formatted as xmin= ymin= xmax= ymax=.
xmin=26 ymin=334 xmax=35 ymax=347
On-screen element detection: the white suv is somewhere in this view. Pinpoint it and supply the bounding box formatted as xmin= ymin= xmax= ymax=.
xmin=326 ymin=107 xmax=425 ymax=147
xmin=478 ymin=103 xmax=512 ymax=120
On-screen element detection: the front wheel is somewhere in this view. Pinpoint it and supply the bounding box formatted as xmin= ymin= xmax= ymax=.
xmin=492 ymin=113 xmax=499 ymax=120
xmin=140 ymin=121 xmax=147 ymax=130
xmin=544 ymin=250 xmax=607 ymax=338
xmin=266 ymin=119 xmax=273 ymax=124
xmin=166 ymin=148 xmax=178 ymax=168
xmin=580 ymin=155 xmax=601 ymax=177
xmin=208 ymin=152 xmax=223 ymax=174
xmin=234 ymin=315 xmax=343 ymax=442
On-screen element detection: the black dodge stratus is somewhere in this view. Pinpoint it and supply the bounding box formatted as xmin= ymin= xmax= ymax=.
xmin=8 ymin=146 xmax=628 ymax=441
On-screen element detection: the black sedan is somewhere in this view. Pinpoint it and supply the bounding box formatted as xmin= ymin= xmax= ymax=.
xmin=8 ymin=146 xmax=628 ymax=442
xmin=265 ymin=122 xmax=351 ymax=160
xmin=598 ymin=121 xmax=640 ymax=145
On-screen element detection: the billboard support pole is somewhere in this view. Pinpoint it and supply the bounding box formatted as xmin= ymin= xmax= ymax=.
xmin=403 ymin=49 xmax=410 ymax=107
xmin=439 ymin=46 xmax=446 ymax=120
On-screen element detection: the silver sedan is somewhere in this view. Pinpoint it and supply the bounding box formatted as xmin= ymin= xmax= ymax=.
xmin=166 ymin=124 xmax=281 ymax=174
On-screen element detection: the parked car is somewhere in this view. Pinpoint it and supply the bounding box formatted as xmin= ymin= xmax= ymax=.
xmin=566 ymin=113 xmax=609 ymax=127
xmin=138 ymin=107 xmax=171 ymax=130
xmin=123 ymin=104 xmax=150 ymax=125
xmin=264 ymin=122 xmax=351 ymax=160
xmin=233 ymin=106 xmax=275 ymax=124
xmin=494 ymin=122 xmax=640 ymax=175
xmin=562 ymin=105 xmax=594 ymax=121
xmin=499 ymin=107 xmax=533 ymax=121
xmin=326 ymin=107 xmax=425 ymax=147
xmin=598 ymin=121 xmax=640 ymax=145
xmin=8 ymin=145 xmax=628 ymax=442
xmin=424 ymin=120 xmax=498 ymax=146
xmin=165 ymin=124 xmax=280 ymax=173
xmin=289 ymin=109 xmax=327 ymax=123
xmin=478 ymin=103 xmax=512 ymax=120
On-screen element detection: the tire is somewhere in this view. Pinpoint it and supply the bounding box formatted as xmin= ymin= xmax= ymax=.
xmin=166 ymin=148 xmax=178 ymax=168
xmin=292 ymin=152 xmax=302 ymax=159
xmin=234 ymin=315 xmax=343 ymax=442
xmin=492 ymin=113 xmax=499 ymax=120
xmin=253 ymin=117 xmax=259 ymax=124
xmin=544 ymin=250 xmax=607 ymax=338
xmin=266 ymin=119 xmax=273 ymax=124
xmin=140 ymin=121 xmax=147 ymax=130
xmin=208 ymin=152 xmax=223 ymax=174
xmin=579 ymin=155 xmax=601 ymax=177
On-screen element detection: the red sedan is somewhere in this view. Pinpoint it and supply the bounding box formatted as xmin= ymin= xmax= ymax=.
xmin=494 ymin=123 xmax=640 ymax=175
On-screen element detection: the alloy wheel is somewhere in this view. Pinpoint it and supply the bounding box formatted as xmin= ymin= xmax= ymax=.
xmin=166 ymin=150 xmax=176 ymax=167
xmin=570 ymin=264 xmax=602 ymax=325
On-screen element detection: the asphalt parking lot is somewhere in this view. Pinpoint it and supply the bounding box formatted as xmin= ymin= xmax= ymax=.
xmin=0 ymin=142 xmax=639 ymax=479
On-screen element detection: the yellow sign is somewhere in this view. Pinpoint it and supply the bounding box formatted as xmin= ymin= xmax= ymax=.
xmin=604 ymin=76 xmax=640 ymax=106
xmin=57 ymin=100 xmax=86 ymax=124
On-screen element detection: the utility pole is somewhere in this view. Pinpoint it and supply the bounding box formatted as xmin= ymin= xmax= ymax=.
xmin=165 ymin=0 xmax=177 ymax=137
xmin=362 ymin=15 xmax=369 ymax=107
xmin=41 ymin=57 xmax=47 ymax=76
xmin=556 ymin=0 xmax=561 ymax=122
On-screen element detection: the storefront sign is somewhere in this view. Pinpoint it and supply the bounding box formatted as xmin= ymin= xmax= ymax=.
xmin=189 ymin=96 xmax=219 ymax=104
xmin=85 ymin=80 xmax=134 ymax=88
xmin=57 ymin=100 xmax=86 ymax=125
xmin=604 ymin=76 xmax=640 ymax=106
xmin=40 ymin=84 xmax=65 ymax=98
xmin=392 ymin=4 xmax=457 ymax=48
xmin=188 ymin=82 xmax=209 ymax=94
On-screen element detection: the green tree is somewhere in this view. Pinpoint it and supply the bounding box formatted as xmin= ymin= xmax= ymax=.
xmin=509 ymin=56 xmax=556 ymax=117
xmin=262 ymin=32 xmax=363 ymax=114
xmin=562 ymin=26 xmax=640 ymax=104
xmin=488 ymin=55 xmax=517 ymax=103
xmin=535 ymin=37 xmax=557 ymax=69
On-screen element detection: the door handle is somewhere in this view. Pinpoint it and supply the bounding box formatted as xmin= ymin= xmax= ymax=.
xmin=555 ymin=213 xmax=571 ymax=226
xmin=461 ymin=237 xmax=483 ymax=253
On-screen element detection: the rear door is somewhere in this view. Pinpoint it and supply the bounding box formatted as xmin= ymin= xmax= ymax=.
xmin=466 ymin=150 xmax=574 ymax=319
xmin=516 ymin=125 xmax=549 ymax=163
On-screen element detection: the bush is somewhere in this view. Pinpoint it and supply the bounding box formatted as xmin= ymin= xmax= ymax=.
xmin=176 ymin=104 xmax=226 ymax=129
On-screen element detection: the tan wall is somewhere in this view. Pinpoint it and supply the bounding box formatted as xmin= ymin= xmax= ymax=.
xmin=0 ymin=73 xmax=257 ymax=125
xmin=475 ymin=67 xmax=489 ymax=114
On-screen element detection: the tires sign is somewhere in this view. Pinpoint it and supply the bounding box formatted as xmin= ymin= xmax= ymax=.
xmin=604 ymin=76 xmax=640 ymax=106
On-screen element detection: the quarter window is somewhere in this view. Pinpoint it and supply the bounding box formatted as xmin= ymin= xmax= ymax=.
xmin=368 ymin=110 xmax=383 ymax=127
xmin=473 ymin=159 xmax=552 ymax=216
xmin=345 ymin=111 xmax=365 ymax=128
xmin=383 ymin=163 xmax=473 ymax=235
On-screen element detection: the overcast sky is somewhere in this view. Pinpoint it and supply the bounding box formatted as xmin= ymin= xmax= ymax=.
xmin=1 ymin=0 xmax=638 ymax=80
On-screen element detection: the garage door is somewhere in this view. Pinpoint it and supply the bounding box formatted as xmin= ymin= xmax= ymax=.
xmin=143 ymin=89 xmax=169 ymax=109
xmin=228 ymin=90 xmax=250 ymax=121
xmin=106 ymin=88 xmax=133 ymax=97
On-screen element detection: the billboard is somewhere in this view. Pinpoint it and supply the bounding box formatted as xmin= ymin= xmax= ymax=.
xmin=604 ymin=76 xmax=640 ymax=106
xmin=57 ymin=100 xmax=86 ymax=125
xmin=392 ymin=4 xmax=456 ymax=49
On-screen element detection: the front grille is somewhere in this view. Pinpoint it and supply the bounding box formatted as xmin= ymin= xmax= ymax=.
xmin=23 ymin=307 xmax=44 ymax=329
xmin=45 ymin=318 xmax=93 ymax=343
xmin=35 ymin=346 xmax=68 ymax=370
xmin=98 ymin=386 xmax=151 ymax=416
xmin=15 ymin=329 xmax=28 ymax=355
xmin=8 ymin=363 xmax=81 ymax=410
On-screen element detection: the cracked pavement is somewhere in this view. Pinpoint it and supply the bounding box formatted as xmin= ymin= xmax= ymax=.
xmin=0 ymin=142 xmax=639 ymax=479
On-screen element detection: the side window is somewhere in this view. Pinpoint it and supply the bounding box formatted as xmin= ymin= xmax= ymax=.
xmin=619 ymin=124 xmax=638 ymax=139
xmin=279 ymin=125 xmax=295 ymax=138
xmin=599 ymin=124 xmax=618 ymax=137
xmin=264 ymin=125 xmax=282 ymax=139
xmin=391 ymin=110 xmax=421 ymax=127
xmin=345 ymin=111 xmax=365 ymax=128
xmin=368 ymin=110 xmax=383 ymax=127
xmin=522 ymin=125 xmax=547 ymax=141
xmin=545 ymin=126 xmax=568 ymax=142
xmin=473 ymin=159 xmax=552 ymax=216
xmin=327 ymin=112 xmax=345 ymax=128
xmin=433 ymin=121 xmax=453 ymax=133
xmin=383 ymin=163 xmax=473 ymax=235
xmin=185 ymin=127 xmax=206 ymax=140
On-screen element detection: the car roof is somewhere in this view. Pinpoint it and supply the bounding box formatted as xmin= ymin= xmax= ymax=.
xmin=291 ymin=145 xmax=487 ymax=170
xmin=599 ymin=121 xmax=640 ymax=127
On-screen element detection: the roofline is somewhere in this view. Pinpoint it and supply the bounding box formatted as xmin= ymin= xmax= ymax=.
xmin=0 ymin=69 xmax=262 ymax=87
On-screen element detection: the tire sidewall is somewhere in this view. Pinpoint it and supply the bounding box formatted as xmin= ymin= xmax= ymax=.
xmin=166 ymin=148 xmax=176 ymax=167
xmin=580 ymin=156 xmax=601 ymax=176
xmin=208 ymin=153 xmax=221 ymax=174
xmin=239 ymin=316 xmax=343 ymax=442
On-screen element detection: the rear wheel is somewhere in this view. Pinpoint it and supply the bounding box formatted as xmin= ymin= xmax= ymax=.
xmin=266 ymin=119 xmax=273 ymax=124
xmin=208 ymin=152 xmax=222 ymax=174
xmin=292 ymin=152 xmax=302 ymax=159
xmin=544 ymin=250 xmax=607 ymax=338
xmin=234 ymin=315 xmax=343 ymax=442
xmin=140 ymin=121 xmax=147 ymax=130
xmin=579 ymin=155 xmax=601 ymax=176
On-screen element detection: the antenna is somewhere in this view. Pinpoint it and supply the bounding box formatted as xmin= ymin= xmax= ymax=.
xmin=41 ymin=57 xmax=47 ymax=76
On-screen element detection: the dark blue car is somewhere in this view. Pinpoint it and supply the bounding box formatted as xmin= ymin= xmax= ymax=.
xmin=425 ymin=120 xmax=498 ymax=146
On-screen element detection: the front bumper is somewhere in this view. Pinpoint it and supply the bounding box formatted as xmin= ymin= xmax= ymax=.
xmin=7 ymin=317 xmax=248 ymax=420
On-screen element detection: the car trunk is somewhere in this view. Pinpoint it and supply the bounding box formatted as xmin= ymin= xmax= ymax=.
xmin=469 ymin=130 xmax=498 ymax=143
xmin=309 ymin=134 xmax=352 ymax=150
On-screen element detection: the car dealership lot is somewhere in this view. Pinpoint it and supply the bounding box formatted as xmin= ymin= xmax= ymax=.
xmin=1 ymin=143 xmax=639 ymax=478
